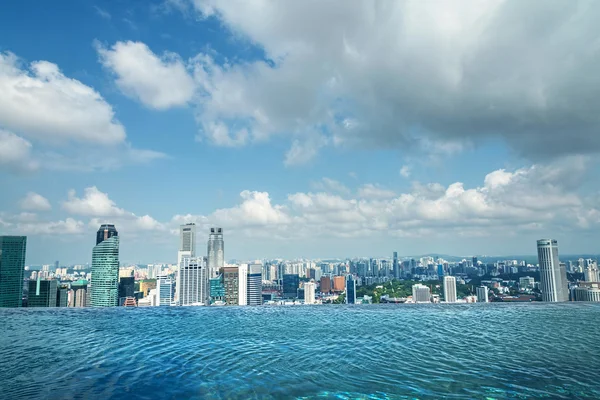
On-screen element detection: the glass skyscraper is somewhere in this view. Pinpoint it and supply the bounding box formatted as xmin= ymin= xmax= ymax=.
xmin=283 ymin=274 xmax=300 ymax=299
xmin=0 ymin=236 xmax=27 ymax=308
xmin=346 ymin=275 xmax=356 ymax=304
xmin=247 ymin=264 xmax=262 ymax=306
xmin=91 ymin=225 xmax=120 ymax=307
xmin=207 ymin=227 xmax=224 ymax=278
xmin=27 ymin=279 xmax=58 ymax=307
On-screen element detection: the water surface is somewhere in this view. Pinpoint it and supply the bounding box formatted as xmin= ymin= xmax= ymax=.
xmin=1 ymin=303 xmax=599 ymax=399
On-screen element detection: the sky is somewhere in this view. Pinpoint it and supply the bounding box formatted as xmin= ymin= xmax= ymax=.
xmin=2 ymin=0 xmax=600 ymax=265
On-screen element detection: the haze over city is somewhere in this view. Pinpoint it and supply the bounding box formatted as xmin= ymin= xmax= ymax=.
xmin=2 ymin=0 xmax=600 ymax=264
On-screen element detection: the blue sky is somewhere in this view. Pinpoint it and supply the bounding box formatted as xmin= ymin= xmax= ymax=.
xmin=2 ymin=0 xmax=600 ymax=265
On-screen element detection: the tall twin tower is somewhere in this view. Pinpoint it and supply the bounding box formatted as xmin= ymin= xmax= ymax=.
xmin=178 ymin=224 xmax=224 ymax=278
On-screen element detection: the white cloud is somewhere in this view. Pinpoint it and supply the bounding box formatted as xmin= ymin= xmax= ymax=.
xmin=0 ymin=52 xmax=125 ymax=145
xmin=357 ymin=184 xmax=397 ymax=199
xmin=399 ymin=165 xmax=411 ymax=178
xmin=284 ymin=136 xmax=327 ymax=166
xmin=311 ymin=177 xmax=350 ymax=195
xmin=97 ymin=41 xmax=195 ymax=110
xmin=93 ymin=6 xmax=111 ymax=20
xmin=63 ymin=187 xmax=126 ymax=217
xmin=19 ymin=192 xmax=51 ymax=211
xmin=0 ymin=130 xmax=38 ymax=172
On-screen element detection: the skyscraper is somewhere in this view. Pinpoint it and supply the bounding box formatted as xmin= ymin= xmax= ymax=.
xmin=443 ymin=276 xmax=457 ymax=303
xmin=157 ymin=275 xmax=175 ymax=306
xmin=412 ymin=284 xmax=431 ymax=303
xmin=207 ymin=227 xmax=224 ymax=278
xmin=91 ymin=225 xmax=120 ymax=307
xmin=393 ymin=251 xmax=399 ymax=280
xmin=345 ymin=275 xmax=356 ymax=304
xmin=320 ymin=276 xmax=331 ymax=293
xmin=537 ymin=239 xmax=568 ymax=302
xmin=0 ymin=236 xmax=27 ymax=308
xmin=177 ymin=223 xmax=196 ymax=269
xmin=178 ymin=257 xmax=208 ymax=306
xmin=247 ymin=264 xmax=262 ymax=306
xmin=27 ymin=279 xmax=57 ymax=307
xmin=118 ymin=276 xmax=135 ymax=305
xmin=304 ymin=281 xmax=316 ymax=304
xmin=223 ymin=266 xmax=240 ymax=305
xmin=283 ymin=274 xmax=300 ymax=299
xmin=238 ymin=264 xmax=248 ymax=306
xmin=476 ymin=286 xmax=489 ymax=303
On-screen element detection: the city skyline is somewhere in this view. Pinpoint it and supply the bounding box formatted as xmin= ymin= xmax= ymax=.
xmin=2 ymin=1 xmax=600 ymax=263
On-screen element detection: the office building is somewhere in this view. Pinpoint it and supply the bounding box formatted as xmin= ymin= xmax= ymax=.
xmin=584 ymin=267 xmax=599 ymax=282
xmin=537 ymin=239 xmax=568 ymax=302
xmin=177 ymin=223 xmax=196 ymax=269
xmin=320 ymin=276 xmax=331 ymax=293
xmin=412 ymin=284 xmax=431 ymax=303
xmin=571 ymin=283 xmax=600 ymax=302
xmin=223 ymin=266 xmax=240 ymax=305
xmin=139 ymin=279 xmax=157 ymax=296
xmin=443 ymin=276 xmax=457 ymax=303
xmin=118 ymin=276 xmax=135 ymax=305
xmin=207 ymin=227 xmax=224 ymax=278
xmin=178 ymin=257 xmax=208 ymax=306
xmin=74 ymin=288 xmax=87 ymax=307
xmin=91 ymin=225 xmax=119 ymax=307
xmin=0 ymin=236 xmax=27 ymax=308
xmin=238 ymin=264 xmax=248 ymax=306
xmin=247 ymin=264 xmax=262 ymax=306
xmin=304 ymin=281 xmax=316 ymax=304
xmin=519 ymin=276 xmax=535 ymax=289
xmin=283 ymin=274 xmax=300 ymax=299
xmin=333 ymin=276 xmax=345 ymax=292
xmin=157 ymin=276 xmax=175 ymax=306
xmin=345 ymin=275 xmax=356 ymax=304
xmin=209 ymin=276 xmax=225 ymax=303
xmin=56 ymin=285 xmax=68 ymax=307
xmin=476 ymin=286 xmax=489 ymax=303
xmin=27 ymin=279 xmax=57 ymax=307
xmin=393 ymin=251 xmax=399 ymax=279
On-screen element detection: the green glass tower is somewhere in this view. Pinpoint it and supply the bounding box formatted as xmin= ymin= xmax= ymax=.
xmin=27 ymin=279 xmax=58 ymax=307
xmin=91 ymin=225 xmax=119 ymax=307
xmin=0 ymin=236 xmax=27 ymax=308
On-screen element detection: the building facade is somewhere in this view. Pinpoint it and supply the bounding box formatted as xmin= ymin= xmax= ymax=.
xmin=207 ymin=227 xmax=224 ymax=279
xmin=157 ymin=276 xmax=175 ymax=306
xmin=412 ymin=284 xmax=431 ymax=303
xmin=571 ymin=283 xmax=600 ymax=302
xmin=118 ymin=276 xmax=135 ymax=305
xmin=247 ymin=264 xmax=262 ymax=306
xmin=320 ymin=276 xmax=331 ymax=293
xmin=345 ymin=275 xmax=356 ymax=304
xmin=443 ymin=276 xmax=457 ymax=303
xmin=178 ymin=257 xmax=208 ymax=306
xmin=333 ymin=276 xmax=345 ymax=292
xmin=223 ymin=266 xmax=239 ymax=305
xmin=0 ymin=236 xmax=27 ymax=308
xmin=27 ymin=279 xmax=58 ymax=307
xmin=238 ymin=264 xmax=248 ymax=306
xmin=476 ymin=286 xmax=489 ymax=303
xmin=91 ymin=226 xmax=120 ymax=307
xmin=537 ymin=239 xmax=568 ymax=302
xmin=177 ymin=223 xmax=196 ymax=270
xmin=304 ymin=281 xmax=316 ymax=304
xmin=283 ymin=274 xmax=300 ymax=299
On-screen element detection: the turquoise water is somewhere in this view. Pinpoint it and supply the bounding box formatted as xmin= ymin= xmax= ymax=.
xmin=1 ymin=303 xmax=599 ymax=399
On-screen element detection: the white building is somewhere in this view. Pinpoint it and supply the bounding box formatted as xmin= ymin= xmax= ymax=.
xmin=476 ymin=286 xmax=489 ymax=303
xmin=519 ymin=276 xmax=535 ymax=289
xmin=537 ymin=239 xmax=568 ymax=302
xmin=157 ymin=276 xmax=174 ymax=306
xmin=207 ymin=227 xmax=224 ymax=278
xmin=584 ymin=267 xmax=599 ymax=282
xmin=178 ymin=257 xmax=208 ymax=306
xmin=412 ymin=284 xmax=431 ymax=303
xmin=238 ymin=264 xmax=248 ymax=306
xmin=304 ymin=281 xmax=316 ymax=304
xmin=571 ymin=283 xmax=600 ymax=302
xmin=177 ymin=223 xmax=197 ymax=273
xmin=443 ymin=276 xmax=457 ymax=303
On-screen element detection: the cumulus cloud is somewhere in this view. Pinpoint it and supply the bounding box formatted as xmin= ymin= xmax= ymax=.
xmin=357 ymin=184 xmax=397 ymax=199
xmin=63 ymin=187 xmax=126 ymax=217
xmin=177 ymin=0 xmax=600 ymax=161
xmin=0 ymin=52 xmax=125 ymax=144
xmin=311 ymin=178 xmax=350 ymax=195
xmin=19 ymin=192 xmax=51 ymax=211
xmin=399 ymin=165 xmax=411 ymax=178
xmin=0 ymin=130 xmax=38 ymax=172
xmin=97 ymin=41 xmax=195 ymax=109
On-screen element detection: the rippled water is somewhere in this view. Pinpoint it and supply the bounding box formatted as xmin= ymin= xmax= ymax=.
xmin=1 ymin=303 xmax=599 ymax=399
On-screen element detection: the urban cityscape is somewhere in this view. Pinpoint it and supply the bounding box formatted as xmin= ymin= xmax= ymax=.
xmin=1 ymin=225 xmax=599 ymax=309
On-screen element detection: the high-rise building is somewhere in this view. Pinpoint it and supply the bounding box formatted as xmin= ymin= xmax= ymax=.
xmin=96 ymin=224 xmax=118 ymax=246
xmin=472 ymin=256 xmax=478 ymax=266
xmin=247 ymin=264 xmax=262 ymax=306
xmin=333 ymin=276 xmax=345 ymax=292
xmin=519 ymin=276 xmax=535 ymax=289
xmin=584 ymin=267 xmax=599 ymax=282
xmin=238 ymin=264 xmax=248 ymax=306
xmin=157 ymin=276 xmax=175 ymax=306
xmin=537 ymin=239 xmax=568 ymax=302
xmin=118 ymin=276 xmax=135 ymax=305
xmin=177 ymin=223 xmax=196 ymax=269
xmin=178 ymin=257 xmax=208 ymax=306
xmin=139 ymin=279 xmax=157 ymax=296
xmin=476 ymin=286 xmax=489 ymax=303
xmin=207 ymin=227 xmax=224 ymax=278
xmin=443 ymin=276 xmax=457 ymax=303
xmin=283 ymin=274 xmax=300 ymax=298
xmin=0 ymin=236 xmax=27 ymax=308
xmin=412 ymin=284 xmax=431 ymax=303
xmin=209 ymin=275 xmax=225 ymax=303
xmin=304 ymin=282 xmax=316 ymax=304
xmin=56 ymin=285 xmax=69 ymax=307
xmin=320 ymin=276 xmax=331 ymax=293
xmin=571 ymin=283 xmax=600 ymax=302
xmin=223 ymin=266 xmax=240 ymax=305
xmin=393 ymin=251 xmax=399 ymax=279
xmin=27 ymin=279 xmax=58 ymax=307
xmin=91 ymin=225 xmax=119 ymax=307
xmin=345 ymin=275 xmax=356 ymax=304
xmin=75 ymin=288 xmax=87 ymax=307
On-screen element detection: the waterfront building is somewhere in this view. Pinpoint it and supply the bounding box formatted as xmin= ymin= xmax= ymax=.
xmin=412 ymin=284 xmax=431 ymax=303
xmin=247 ymin=264 xmax=262 ymax=306
xmin=519 ymin=276 xmax=535 ymax=289
xmin=157 ymin=276 xmax=175 ymax=306
xmin=178 ymin=257 xmax=208 ymax=306
xmin=333 ymin=276 xmax=345 ymax=292
xmin=304 ymin=282 xmax=316 ymax=304
xmin=320 ymin=276 xmax=331 ymax=293
xmin=537 ymin=239 xmax=568 ymax=302
xmin=91 ymin=225 xmax=119 ymax=307
xmin=345 ymin=275 xmax=356 ymax=304
xmin=223 ymin=266 xmax=240 ymax=305
xmin=27 ymin=279 xmax=57 ymax=307
xmin=443 ymin=276 xmax=457 ymax=303
xmin=0 ymin=236 xmax=27 ymax=308
xmin=283 ymin=274 xmax=300 ymax=299
xmin=209 ymin=275 xmax=225 ymax=303
xmin=207 ymin=227 xmax=224 ymax=278
xmin=476 ymin=286 xmax=489 ymax=303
